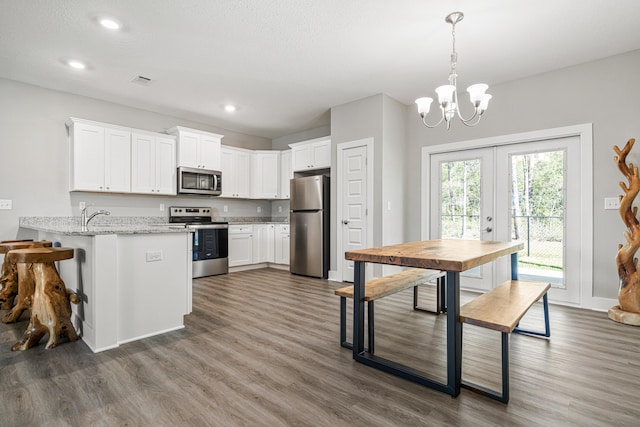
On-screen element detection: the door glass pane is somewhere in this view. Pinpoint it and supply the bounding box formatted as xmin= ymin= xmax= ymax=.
xmin=440 ymin=159 xmax=481 ymax=239
xmin=510 ymin=151 xmax=564 ymax=286
xmin=440 ymin=159 xmax=482 ymax=277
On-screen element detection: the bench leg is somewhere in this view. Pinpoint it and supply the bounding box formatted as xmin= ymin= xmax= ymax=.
xmin=461 ymin=328 xmax=510 ymax=403
xmin=368 ymin=301 xmax=375 ymax=354
xmin=514 ymin=293 xmax=551 ymax=338
xmin=339 ymin=296 xmax=373 ymax=352
xmin=340 ymin=296 xmax=350 ymax=349
xmin=413 ymin=276 xmax=446 ymax=314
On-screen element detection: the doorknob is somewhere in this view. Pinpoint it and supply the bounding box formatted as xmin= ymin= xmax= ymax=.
xmin=484 ymin=226 xmax=493 ymax=232
xmin=342 ymin=220 xmax=349 ymax=225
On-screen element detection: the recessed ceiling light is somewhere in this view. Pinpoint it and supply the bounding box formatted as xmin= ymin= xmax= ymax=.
xmin=224 ymin=105 xmax=237 ymax=113
xmin=68 ymin=60 xmax=86 ymax=70
xmin=99 ymin=17 xmax=121 ymax=30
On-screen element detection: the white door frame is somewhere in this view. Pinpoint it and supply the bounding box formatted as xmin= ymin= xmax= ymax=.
xmin=420 ymin=123 xmax=606 ymax=310
xmin=336 ymin=138 xmax=374 ymax=282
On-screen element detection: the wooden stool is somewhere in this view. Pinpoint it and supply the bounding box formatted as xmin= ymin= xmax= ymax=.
xmin=7 ymin=247 xmax=79 ymax=350
xmin=0 ymin=240 xmax=52 ymax=311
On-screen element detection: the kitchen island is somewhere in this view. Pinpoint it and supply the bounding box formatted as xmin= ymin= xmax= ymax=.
xmin=18 ymin=217 xmax=192 ymax=352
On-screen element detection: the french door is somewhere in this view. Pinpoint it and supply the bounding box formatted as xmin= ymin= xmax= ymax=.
xmin=430 ymin=136 xmax=581 ymax=304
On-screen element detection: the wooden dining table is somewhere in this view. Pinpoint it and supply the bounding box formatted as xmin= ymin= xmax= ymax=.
xmin=345 ymin=239 xmax=524 ymax=397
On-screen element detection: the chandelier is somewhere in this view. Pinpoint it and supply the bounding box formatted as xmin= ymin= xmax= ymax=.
xmin=415 ymin=12 xmax=491 ymax=130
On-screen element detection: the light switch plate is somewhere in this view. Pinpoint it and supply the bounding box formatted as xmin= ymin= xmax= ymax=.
xmin=0 ymin=199 xmax=12 ymax=210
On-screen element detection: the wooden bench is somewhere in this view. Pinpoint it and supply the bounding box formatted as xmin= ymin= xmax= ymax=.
xmin=460 ymin=279 xmax=551 ymax=403
xmin=334 ymin=268 xmax=445 ymax=353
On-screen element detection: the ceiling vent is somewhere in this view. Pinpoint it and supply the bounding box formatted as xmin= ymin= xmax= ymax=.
xmin=131 ymin=75 xmax=153 ymax=86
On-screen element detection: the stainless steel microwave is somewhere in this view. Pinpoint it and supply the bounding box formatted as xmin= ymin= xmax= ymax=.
xmin=177 ymin=167 xmax=222 ymax=196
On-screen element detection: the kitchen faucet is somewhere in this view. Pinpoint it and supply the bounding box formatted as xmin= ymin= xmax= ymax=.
xmin=81 ymin=207 xmax=111 ymax=231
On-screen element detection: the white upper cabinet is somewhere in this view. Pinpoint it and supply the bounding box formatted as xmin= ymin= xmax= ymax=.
xmin=131 ymin=132 xmax=176 ymax=195
xmin=221 ymin=145 xmax=252 ymax=198
xmin=168 ymin=126 xmax=223 ymax=170
xmin=68 ymin=118 xmax=131 ymax=193
xmin=280 ymin=150 xmax=292 ymax=199
xmin=251 ymin=151 xmax=280 ymax=199
xmin=290 ymin=137 xmax=331 ymax=172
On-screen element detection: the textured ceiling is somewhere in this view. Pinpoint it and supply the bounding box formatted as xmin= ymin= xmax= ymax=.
xmin=1 ymin=0 xmax=639 ymax=139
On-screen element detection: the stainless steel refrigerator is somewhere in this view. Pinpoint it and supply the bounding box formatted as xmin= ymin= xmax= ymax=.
xmin=290 ymin=175 xmax=329 ymax=278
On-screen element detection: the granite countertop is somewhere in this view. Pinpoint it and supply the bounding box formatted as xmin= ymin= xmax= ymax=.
xmin=19 ymin=216 xmax=191 ymax=236
xmin=19 ymin=216 xmax=289 ymax=236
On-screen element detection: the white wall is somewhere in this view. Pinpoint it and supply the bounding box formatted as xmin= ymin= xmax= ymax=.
xmin=0 ymin=78 xmax=278 ymax=240
xmin=330 ymin=94 xmax=383 ymax=273
xmin=330 ymin=94 xmax=408 ymax=276
xmin=406 ymin=49 xmax=640 ymax=300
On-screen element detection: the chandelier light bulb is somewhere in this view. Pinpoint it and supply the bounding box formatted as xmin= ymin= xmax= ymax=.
xmin=415 ymin=11 xmax=491 ymax=129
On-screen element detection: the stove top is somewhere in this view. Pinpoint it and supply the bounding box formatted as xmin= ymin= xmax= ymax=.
xmin=169 ymin=206 xmax=227 ymax=225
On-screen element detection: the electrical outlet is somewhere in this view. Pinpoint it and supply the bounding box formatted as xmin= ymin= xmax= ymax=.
xmin=604 ymin=197 xmax=620 ymax=210
xmin=223 ymin=205 xmax=228 ymax=213
xmin=160 ymin=203 xmax=165 ymax=211
xmin=79 ymin=201 xmax=86 ymax=210
xmin=278 ymin=206 xmax=282 ymax=213
xmin=0 ymin=199 xmax=12 ymax=210
xmin=146 ymin=250 xmax=163 ymax=262
xmin=257 ymin=206 xmax=262 ymax=213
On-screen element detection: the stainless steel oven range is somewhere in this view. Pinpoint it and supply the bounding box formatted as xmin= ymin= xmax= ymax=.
xmin=169 ymin=207 xmax=228 ymax=278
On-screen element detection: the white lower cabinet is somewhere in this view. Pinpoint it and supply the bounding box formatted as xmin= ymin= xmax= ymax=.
xmin=228 ymin=223 xmax=289 ymax=268
xmin=228 ymin=225 xmax=253 ymax=267
xmin=252 ymin=224 xmax=275 ymax=263
xmin=275 ymin=224 xmax=290 ymax=265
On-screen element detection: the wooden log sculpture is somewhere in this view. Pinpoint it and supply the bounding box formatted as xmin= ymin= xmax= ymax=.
xmin=609 ymin=138 xmax=640 ymax=325
xmin=0 ymin=240 xmax=52 ymax=310
xmin=7 ymin=248 xmax=80 ymax=350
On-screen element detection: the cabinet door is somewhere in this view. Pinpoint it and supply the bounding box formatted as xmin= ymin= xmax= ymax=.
xmin=200 ymin=135 xmax=221 ymax=170
xmin=104 ymin=127 xmax=131 ymax=192
xmin=265 ymin=224 xmax=275 ymax=263
xmin=234 ymin=150 xmax=252 ymax=198
xmin=131 ymin=133 xmax=155 ymax=194
xmin=252 ymin=224 xmax=266 ymax=263
xmin=229 ymin=233 xmax=253 ymax=266
xmin=71 ymin=122 xmax=105 ymax=191
xmin=177 ymin=131 xmax=199 ymax=168
xmin=252 ymin=152 xmax=280 ymax=199
xmin=311 ymin=140 xmax=331 ymax=169
xmin=155 ymin=136 xmax=176 ymax=195
xmin=292 ymin=144 xmax=312 ymax=171
xmin=275 ymin=225 xmax=290 ymax=265
xmin=220 ymin=147 xmax=235 ymax=197
xmin=280 ymin=150 xmax=292 ymax=199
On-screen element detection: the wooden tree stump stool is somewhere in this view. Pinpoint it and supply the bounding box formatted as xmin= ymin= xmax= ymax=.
xmin=0 ymin=240 xmax=52 ymax=311
xmin=6 ymin=247 xmax=80 ymax=350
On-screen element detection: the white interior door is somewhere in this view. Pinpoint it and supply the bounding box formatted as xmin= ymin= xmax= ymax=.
xmin=338 ymin=141 xmax=371 ymax=282
xmin=430 ymin=148 xmax=495 ymax=291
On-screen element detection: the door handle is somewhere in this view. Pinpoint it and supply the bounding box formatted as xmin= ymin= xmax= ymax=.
xmin=342 ymin=220 xmax=349 ymax=225
xmin=484 ymin=226 xmax=493 ymax=232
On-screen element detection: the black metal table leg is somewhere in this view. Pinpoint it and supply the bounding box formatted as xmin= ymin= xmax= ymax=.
xmin=446 ymin=271 xmax=462 ymax=396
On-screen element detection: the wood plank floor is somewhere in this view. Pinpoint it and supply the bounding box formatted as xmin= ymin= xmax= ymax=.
xmin=2 ymin=268 xmax=640 ymax=426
